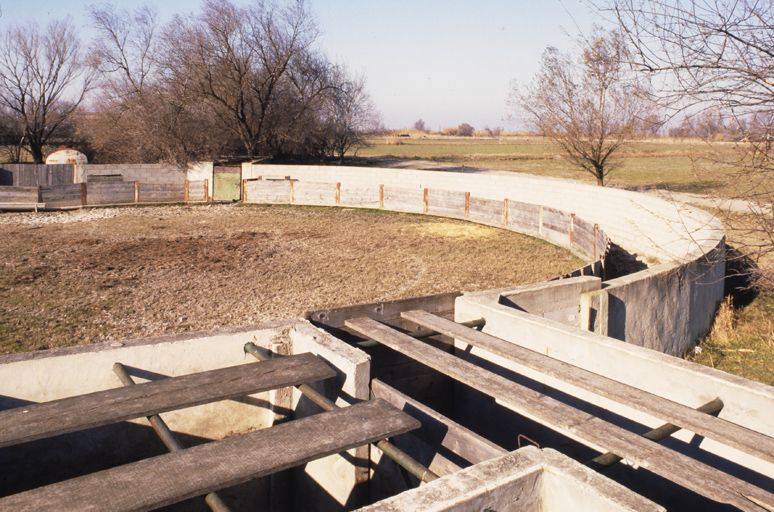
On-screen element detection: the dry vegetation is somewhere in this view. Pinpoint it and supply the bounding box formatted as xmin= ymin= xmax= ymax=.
xmin=687 ymin=295 xmax=774 ymax=386
xmin=0 ymin=204 xmax=581 ymax=355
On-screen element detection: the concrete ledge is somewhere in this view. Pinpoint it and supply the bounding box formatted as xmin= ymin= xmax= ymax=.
xmin=356 ymin=447 xmax=664 ymax=512
xmin=0 ymin=202 xmax=46 ymax=211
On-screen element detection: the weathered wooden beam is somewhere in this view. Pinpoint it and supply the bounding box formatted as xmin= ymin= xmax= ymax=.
xmin=400 ymin=309 xmax=774 ymax=467
xmin=345 ymin=316 xmax=774 ymax=512
xmin=0 ymin=399 xmax=419 ymax=512
xmin=0 ymin=353 xmax=336 ymax=449
xmin=371 ymin=379 xmax=507 ymax=466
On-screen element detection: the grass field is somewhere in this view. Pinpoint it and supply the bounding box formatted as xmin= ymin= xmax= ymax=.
xmin=358 ymin=133 xmax=774 ymax=386
xmin=358 ymin=134 xmax=737 ymax=194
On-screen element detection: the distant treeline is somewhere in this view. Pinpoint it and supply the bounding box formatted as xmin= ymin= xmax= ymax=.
xmin=0 ymin=0 xmax=381 ymax=165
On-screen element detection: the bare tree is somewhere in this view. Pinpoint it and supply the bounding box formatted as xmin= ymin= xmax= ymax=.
xmin=509 ymin=27 xmax=653 ymax=185
xmin=0 ymin=20 xmax=94 ymax=163
xmin=612 ymin=0 xmax=774 ymax=288
xmin=86 ymin=0 xmax=378 ymax=165
xmin=320 ymin=68 xmax=381 ymax=163
xmin=88 ymin=4 xmax=226 ymax=164
xmin=162 ymin=0 xmax=324 ymax=160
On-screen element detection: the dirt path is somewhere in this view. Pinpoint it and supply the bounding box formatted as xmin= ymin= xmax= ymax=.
xmin=0 ymin=204 xmax=582 ymax=354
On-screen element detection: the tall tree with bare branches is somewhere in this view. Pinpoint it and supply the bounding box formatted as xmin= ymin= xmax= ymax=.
xmin=0 ymin=20 xmax=94 ymax=163
xmin=509 ymin=27 xmax=653 ymax=185
xmin=612 ymin=0 xmax=774 ymax=288
xmin=163 ymin=0 xmax=327 ymax=160
xmin=88 ymin=4 xmax=224 ymax=164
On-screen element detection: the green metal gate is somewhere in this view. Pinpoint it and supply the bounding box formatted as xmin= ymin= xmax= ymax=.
xmin=213 ymin=165 xmax=242 ymax=201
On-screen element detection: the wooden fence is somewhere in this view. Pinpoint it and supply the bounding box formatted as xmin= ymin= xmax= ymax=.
xmin=2 ymin=180 xmax=209 ymax=208
xmin=243 ymin=179 xmax=610 ymax=277
xmin=0 ymin=164 xmax=74 ymax=187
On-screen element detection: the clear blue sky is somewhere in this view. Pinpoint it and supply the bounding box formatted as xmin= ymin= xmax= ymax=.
xmin=1 ymin=0 xmax=604 ymax=129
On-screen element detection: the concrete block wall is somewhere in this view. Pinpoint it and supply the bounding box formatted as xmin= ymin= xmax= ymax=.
xmin=77 ymin=163 xmax=187 ymax=185
xmin=243 ymin=164 xmax=724 ymax=350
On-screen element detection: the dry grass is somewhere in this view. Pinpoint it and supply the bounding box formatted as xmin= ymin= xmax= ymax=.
xmin=0 ymin=204 xmax=582 ymax=354
xmin=688 ymin=293 xmax=774 ymax=385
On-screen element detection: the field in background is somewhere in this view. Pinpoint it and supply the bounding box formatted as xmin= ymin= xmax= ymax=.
xmin=357 ymin=134 xmax=735 ymax=194
xmin=358 ymin=133 xmax=774 ymax=385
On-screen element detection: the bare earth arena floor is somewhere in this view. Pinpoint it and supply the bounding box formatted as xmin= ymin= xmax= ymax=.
xmin=0 ymin=204 xmax=583 ymax=355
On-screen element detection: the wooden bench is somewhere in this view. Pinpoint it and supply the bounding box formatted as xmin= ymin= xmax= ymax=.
xmin=0 ymin=353 xmax=336 ymax=448
xmin=346 ymin=316 xmax=774 ymax=512
xmin=0 ymin=399 xmax=419 ymax=511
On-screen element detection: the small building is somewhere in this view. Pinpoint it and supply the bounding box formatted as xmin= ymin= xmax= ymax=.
xmin=45 ymin=147 xmax=88 ymax=165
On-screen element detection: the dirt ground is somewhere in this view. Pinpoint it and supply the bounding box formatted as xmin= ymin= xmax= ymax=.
xmin=0 ymin=204 xmax=583 ymax=355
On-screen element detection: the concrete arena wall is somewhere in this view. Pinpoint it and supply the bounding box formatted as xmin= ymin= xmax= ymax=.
xmin=245 ymin=164 xmax=725 ymax=355
xmin=77 ymin=163 xmax=187 ymax=184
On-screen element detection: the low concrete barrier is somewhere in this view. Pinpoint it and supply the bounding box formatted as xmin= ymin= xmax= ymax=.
xmin=242 ymin=164 xmax=724 ymax=353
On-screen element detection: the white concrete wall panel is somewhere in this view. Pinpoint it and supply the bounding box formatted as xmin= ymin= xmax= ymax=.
xmin=244 ymin=164 xmax=725 ymax=351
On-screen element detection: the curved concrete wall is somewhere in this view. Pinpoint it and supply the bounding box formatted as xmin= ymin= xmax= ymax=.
xmin=244 ymin=164 xmax=725 ymax=355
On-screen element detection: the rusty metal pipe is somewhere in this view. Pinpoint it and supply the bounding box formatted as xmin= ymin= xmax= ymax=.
xmin=587 ymin=397 xmax=724 ymax=471
xmin=357 ymin=318 xmax=486 ymax=349
xmin=243 ymin=343 xmax=439 ymax=484
xmin=113 ymin=363 xmax=233 ymax=512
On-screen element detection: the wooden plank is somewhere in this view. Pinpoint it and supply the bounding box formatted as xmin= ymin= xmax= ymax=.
xmin=345 ymin=317 xmax=774 ymax=512
xmin=372 ymin=379 xmax=507 ymax=465
xmin=401 ymin=310 xmax=774 ymax=467
xmin=305 ymin=291 xmax=459 ymax=329
xmin=0 ymin=353 xmax=336 ymax=449
xmin=0 ymin=399 xmax=419 ymax=512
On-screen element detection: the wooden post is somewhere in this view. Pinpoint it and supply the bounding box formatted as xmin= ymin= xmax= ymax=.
xmin=134 ymin=181 xmax=140 ymax=203
xmin=570 ymin=213 xmax=575 ymax=247
xmin=539 ymin=205 xmax=544 ymax=235
xmin=423 ymin=188 xmax=428 ymax=213
xmin=465 ymin=192 xmax=470 ymax=218
xmin=379 ymin=184 xmax=384 ymax=208
xmin=204 ymin=179 xmax=209 ymax=202
xmin=593 ymin=223 xmax=598 ymax=260
xmin=184 ymin=180 xmax=190 ymax=202
xmin=335 ymin=182 xmax=341 ymax=205
xmin=289 ymin=180 xmax=294 ymax=203
xmin=503 ymin=198 xmax=508 ymax=226
xmin=81 ymin=182 xmax=87 ymax=206
xmin=242 ymin=179 xmax=247 ymax=203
